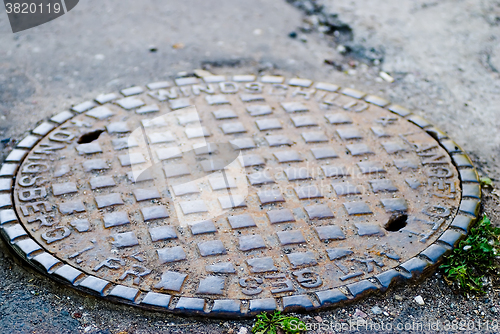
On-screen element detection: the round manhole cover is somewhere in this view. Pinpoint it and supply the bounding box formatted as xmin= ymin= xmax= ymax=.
xmin=0 ymin=75 xmax=480 ymax=317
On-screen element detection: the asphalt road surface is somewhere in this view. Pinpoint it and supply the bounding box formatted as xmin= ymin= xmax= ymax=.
xmin=1 ymin=0 xmax=500 ymax=333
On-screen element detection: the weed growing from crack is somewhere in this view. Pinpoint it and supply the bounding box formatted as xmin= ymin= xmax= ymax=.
xmin=252 ymin=310 xmax=305 ymax=334
xmin=480 ymin=177 xmax=493 ymax=188
xmin=440 ymin=214 xmax=500 ymax=294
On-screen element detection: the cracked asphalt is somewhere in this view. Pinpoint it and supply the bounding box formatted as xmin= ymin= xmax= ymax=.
xmin=1 ymin=0 xmax=500 ymax=333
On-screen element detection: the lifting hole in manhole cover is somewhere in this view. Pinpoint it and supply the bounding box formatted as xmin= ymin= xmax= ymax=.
xmin=384 ymin=214 xmax=408 ymax=232
xmin=77 ymin=129 xmax=106 ymax=144
xmin=0 ymin=74 xmax=480 ymax=317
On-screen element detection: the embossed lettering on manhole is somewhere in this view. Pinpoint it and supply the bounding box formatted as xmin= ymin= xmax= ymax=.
xmin=0 ymin=75 xmax=481 ymax=316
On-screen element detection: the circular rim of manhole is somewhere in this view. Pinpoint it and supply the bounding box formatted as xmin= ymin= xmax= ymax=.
xmin=0 ymin=73 xmax=481 ymax=318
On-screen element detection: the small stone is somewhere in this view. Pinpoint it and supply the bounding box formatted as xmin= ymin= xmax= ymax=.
xmin=371 ymin=306 xmax=382 ymax=314
xmin=314 ymin=316 xmax=323 ymax=322
xmin=379 ymin=71 xmax=395 ymax=83
xmin=354 ymin=309 xmax=367 ymax=318
xmin=237 ymin=327 xmax=248 ymax=334
xmin=395 ymin=295 xmax=403 ymax=301
xmin=337 ymin=45 xmax=347 ymax=54
xmin=414 ymin=295 xmax=425 ymax=305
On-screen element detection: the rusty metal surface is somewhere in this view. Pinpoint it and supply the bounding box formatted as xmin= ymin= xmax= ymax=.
xmin=0 ymin=74 xmax=480 ymax=316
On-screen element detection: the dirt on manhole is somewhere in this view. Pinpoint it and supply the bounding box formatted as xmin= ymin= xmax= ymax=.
xmin=0 ymin=74 xmax=480 ymax=317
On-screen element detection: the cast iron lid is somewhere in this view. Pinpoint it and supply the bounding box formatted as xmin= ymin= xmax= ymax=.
xmin=0 ymin=74 xmax=480 ymax=316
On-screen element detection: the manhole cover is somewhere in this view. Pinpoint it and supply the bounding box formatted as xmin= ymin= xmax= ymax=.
xmin=0 ymin=75 xmax=480 ymax=317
